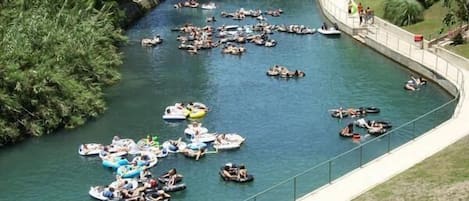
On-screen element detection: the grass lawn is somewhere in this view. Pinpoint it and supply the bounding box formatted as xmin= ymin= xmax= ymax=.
xmin=353 ymin=135 xmax=469 ymax=201
xmin=446 ymin=43 xmax=469 ymax=59
xmin=355 ymin=0 xmax=385 ymax=18
xmin=358 ymin=0 xmax=448 ymax=39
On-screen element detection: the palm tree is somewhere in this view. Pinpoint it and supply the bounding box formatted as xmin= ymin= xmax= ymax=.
xmin=384 ymin=0 xmax=424 ymax=26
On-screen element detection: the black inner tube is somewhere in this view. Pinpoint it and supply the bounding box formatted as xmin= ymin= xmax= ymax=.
xmin=365 ymin=107 xmax=380 ymax=113
xmin=331 ymin=111 xmax=349 ymax=118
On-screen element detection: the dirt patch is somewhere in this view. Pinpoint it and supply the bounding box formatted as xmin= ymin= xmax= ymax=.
xmin=435 ymin=181 xmax=469 ymax=201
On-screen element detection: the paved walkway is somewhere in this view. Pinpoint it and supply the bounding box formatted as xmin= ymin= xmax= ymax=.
xmin=299 ymin=0 xmax=469 ymax=200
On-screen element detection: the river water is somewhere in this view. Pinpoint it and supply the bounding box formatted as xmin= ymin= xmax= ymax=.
xmin=0 ymin=0 xmax=455 ymax=201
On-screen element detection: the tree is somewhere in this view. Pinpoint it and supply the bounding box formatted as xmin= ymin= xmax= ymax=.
xmin=384 ymin=0 xmax=424 ymax=26
xmin=443 ymin=0 xmax=469 ymax=27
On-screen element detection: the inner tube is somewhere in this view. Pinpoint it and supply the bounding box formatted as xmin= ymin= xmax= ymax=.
xmin=162 ymin=183 xmax=186 ymax=192
xmin=372 ymin=120 xmax=392 ymax=129
xmin=352 ymin=133 xmax=361 ymax=139
xmin=404 ymin=84 xmax=416 ymax=91
xmin=331 ymin=111 xmax=349 ymax=118
xmin=102 ymin=157 xmax=129 ymax=169
xmin=368 ymin=128 xmax=387 ymax=136
xmin=117 ymin=165 xmax=142 ymax=178
xmin=188 ymin=110 xmax=206 ymax=119
xmin=339 ymin=131 xmax=353 ymax=137
xmin=365 ymin=107 xmax=380 ymax=114
xmin=158 ymin=174 xmax=183 ymax=184
xmin=145 ymin=192 xmax=170 ymax=201
xmin=219 ymin=167 xmax=254 ymax=183
xmin=187 ymin=142 xmax=207 ymax=150
xmin=266 ymin=70 xmax=279 ymax=76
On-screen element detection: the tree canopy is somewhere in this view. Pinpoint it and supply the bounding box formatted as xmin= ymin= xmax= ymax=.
xmin=0 ymin=0 xmax=126 ymax=146
xmin=443 ymin=0 xmax=469 ymax=27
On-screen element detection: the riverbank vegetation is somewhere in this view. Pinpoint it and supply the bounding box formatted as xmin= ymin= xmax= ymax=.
xmin=0 ymin=1 xmax=126 ymax=146
xmin=353 ymin=135 xmax=469 ymax=201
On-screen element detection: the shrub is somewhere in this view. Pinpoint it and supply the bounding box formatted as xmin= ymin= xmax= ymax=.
xmin=451 ymin=32 xmax=465 ymax=45
xmin=417 ymin=0 xmax=440 ymax=8
xmin=0 ymin=0 xmax=125 ymax=146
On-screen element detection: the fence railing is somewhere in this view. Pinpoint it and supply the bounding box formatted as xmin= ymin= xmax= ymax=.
xmin=242 ymin=0 xmax=465 ymax=200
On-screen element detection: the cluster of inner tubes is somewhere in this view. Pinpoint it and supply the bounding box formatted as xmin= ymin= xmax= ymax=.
xmin=330 ymin=107 xmax=380 ymax=119
xmin=266 ymin=65 xmax=305 ymax=78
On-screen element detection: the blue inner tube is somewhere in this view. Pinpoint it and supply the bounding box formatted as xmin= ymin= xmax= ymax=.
xmin=117 ymin=165 xmax=141 ymax=178
xmin=187 ymin=142 xmax=207 ymax=150
xmin=365 ymin=107 xmax=380 ymax=113
xmin=102 ymin=157 xmax=129 ymax=169
xmin=166 ymin=143 xmax=178 ymax=152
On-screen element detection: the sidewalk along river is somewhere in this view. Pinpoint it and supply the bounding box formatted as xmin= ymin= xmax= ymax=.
xmin=0 ymin=0 xmax=455 ymax=201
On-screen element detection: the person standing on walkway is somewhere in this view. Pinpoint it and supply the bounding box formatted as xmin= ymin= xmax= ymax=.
xmin=365 ymin=7 xmax=371 ymax=24
xmin=368 ymin=8 xmax=374 ymax=24
xmin=358 ymin=2 xmax=364 ymax=25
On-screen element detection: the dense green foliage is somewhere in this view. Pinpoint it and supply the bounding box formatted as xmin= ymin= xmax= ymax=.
xmin=0 ymin=0 xmax=126 ymax=145
xmin=417 ymin=0 xmax=440 ymax=8
xmin=442 ymin=0 xmax=469 ymax=26
xmin=384 ymin=0 xmax=424 ymax=26
xmin=442 ymin=0 xmax=468 ymax=46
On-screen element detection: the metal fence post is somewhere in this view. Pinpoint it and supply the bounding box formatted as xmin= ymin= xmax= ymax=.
xmin=293 ymin=177 xmax=297 ymax=201
xmin=386 ymin=32 xmax=388 ymax=46
xmin=359 ymin=145 xmax=363 ymax=167
xmin=445 ymin=63 xmax=449 ymax=76
xmin=328 ymin=161 xmax=332 ymax=183
xmin=421 ymin=49 xmax=424 ymax=64
xmin=387 ymin=133 xmax=391 ymax=152
xmin=446 ymin=61 xmax=449 ymax=78
xmin=409 ymin=44 xmax=411 ymax=57
xmin=397 ymin=39 xmax=400 ymax=52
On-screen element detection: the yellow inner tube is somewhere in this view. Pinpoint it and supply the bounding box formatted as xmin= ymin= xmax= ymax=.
xmin=183 ymin=108 xmax=190 ymax=116
xmin=189 ymin=110 xmax=206 ymax=118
